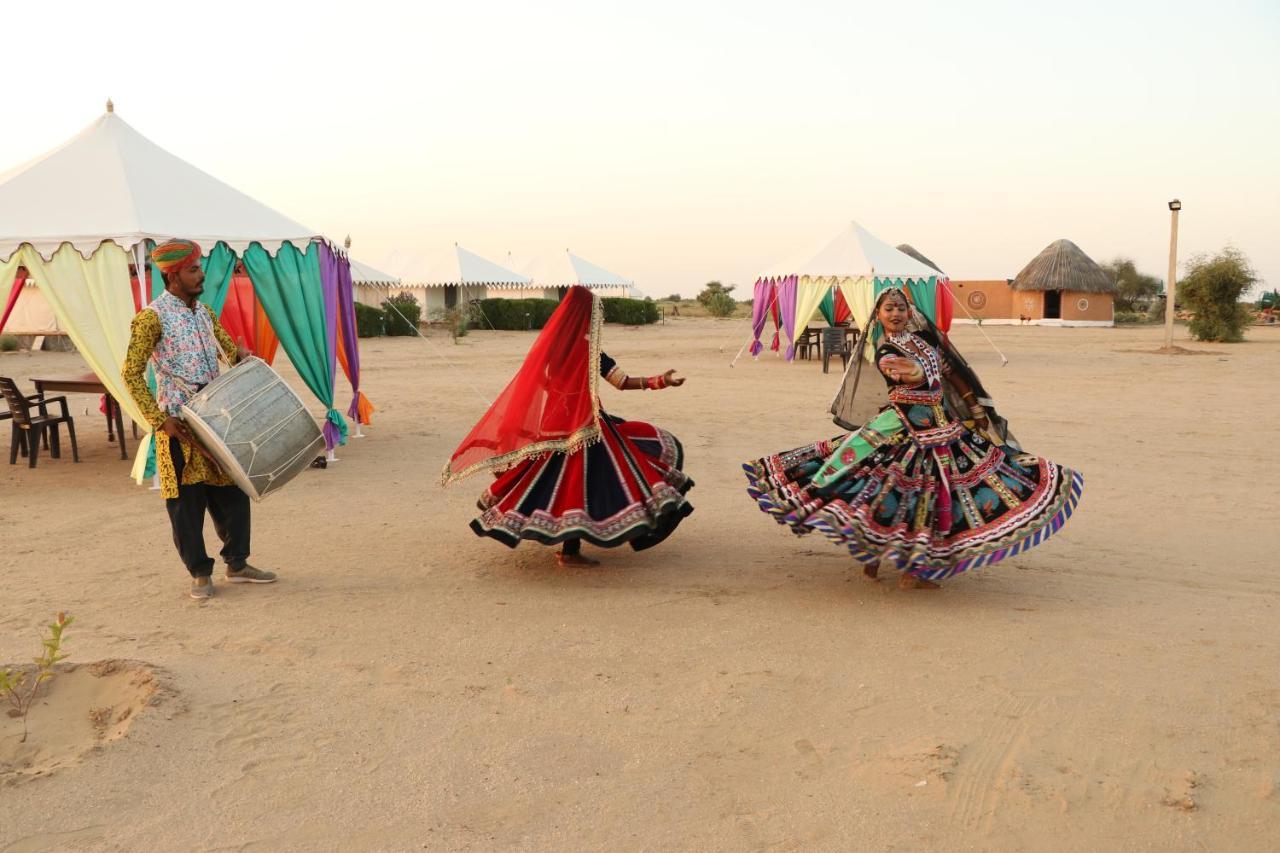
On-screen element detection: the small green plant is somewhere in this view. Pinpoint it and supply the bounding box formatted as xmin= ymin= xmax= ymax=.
xmin=0 ymin=334 xmax=19 ymax=352
xmin=444 ymin=307 xmax=470 ymax=342
xmin=382 ymin=292 xmax=422 ymax=336
xmin=1 ymin=612 xmax=74 ymax=742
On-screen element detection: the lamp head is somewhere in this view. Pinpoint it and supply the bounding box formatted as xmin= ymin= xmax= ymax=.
xmin=1168 ymin=199 xmax=1182 ymax=211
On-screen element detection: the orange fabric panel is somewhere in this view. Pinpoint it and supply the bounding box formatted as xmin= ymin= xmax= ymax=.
xmin=219 ymin=275 xmax=256 ymax=350
xmin=254 ymin=295 xmax=280 ymax=365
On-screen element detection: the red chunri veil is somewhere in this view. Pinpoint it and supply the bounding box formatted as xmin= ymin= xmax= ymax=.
xmin=442 ymin=286 xmax=603 ymax=485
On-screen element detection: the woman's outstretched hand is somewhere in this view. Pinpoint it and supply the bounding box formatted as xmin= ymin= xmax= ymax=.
xmin=663 ymin=369 xmax=685 ymax=387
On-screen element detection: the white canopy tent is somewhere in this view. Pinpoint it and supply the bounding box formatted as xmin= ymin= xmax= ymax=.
xmin=0 ymin=105 xmax=357 ymax=477
xmin=748 ymin=221 xmax=949 ymax=362
xmin=0 ymin=105 xmax=318 ymax=263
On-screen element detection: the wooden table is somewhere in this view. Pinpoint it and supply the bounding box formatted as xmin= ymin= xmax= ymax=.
xmin=30 ymin=375 xmax=131 ymax=460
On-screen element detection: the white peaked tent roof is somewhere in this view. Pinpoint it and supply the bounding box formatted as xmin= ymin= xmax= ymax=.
xmin=0 ymin=108 xmax=320 ymax=261
xmin=347 ymin=256 xmax=399 ymax=286
xmin=764 ymin=221 xmax=942 ymax=280
xmin=456 ymin=245 xmax=531 ymax=286
xmin=570 ymin=252 xmax=634 ymax=287
xmin=517 ymin=250 xmax=634 ymax=289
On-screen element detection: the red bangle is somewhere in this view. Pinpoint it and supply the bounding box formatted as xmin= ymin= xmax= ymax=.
xmin=646 ymin=375 xmax=666 ymax=390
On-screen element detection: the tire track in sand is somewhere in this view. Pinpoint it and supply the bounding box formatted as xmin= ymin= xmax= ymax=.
xmin=948 ymin=695 xmax=1040 ymax=834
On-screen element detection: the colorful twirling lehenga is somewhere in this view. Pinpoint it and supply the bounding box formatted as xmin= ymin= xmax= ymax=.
xmin=744 ymin=295 xmax=1082 ymax=583
xmin=444 ymin=286 xmax=693 ymax=551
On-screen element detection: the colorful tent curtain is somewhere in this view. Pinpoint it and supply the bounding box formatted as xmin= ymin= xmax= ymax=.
xmin=0 ymin=260 xmax=23 ymax=334
xmin=17 ymin=244 xmax=155 ymax=481
xmin=197 ymin=242 xmax=237 ymax=316
xmin=219 ymin=274 xmax=256 ymax=351
xmin=777 ymin=275 xmax=798 ymax=359
xmin=789 ymin=277 xmax=829 ymax=358
xmin=243 ymin=241 xmax=347 ymax=450
xmin=254 ymin=297 xmax=280 ymax=364
xmin=329 ymin=247 xmax=374 ymax=425
xmin=935 ymin=279 xmax=954 ymax=333
xmin=749 ymin=278 xmax=775 ymax=356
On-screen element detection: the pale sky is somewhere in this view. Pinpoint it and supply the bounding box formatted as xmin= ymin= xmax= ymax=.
xmin=5 ymin=0 xmax=1277 ymax=296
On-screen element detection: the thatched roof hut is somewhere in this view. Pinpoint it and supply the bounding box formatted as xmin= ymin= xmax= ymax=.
xmin=1012 ymin=239 xmax=1116 ymax=294
xmin=895 ymin=243 xmax=944 ymax=274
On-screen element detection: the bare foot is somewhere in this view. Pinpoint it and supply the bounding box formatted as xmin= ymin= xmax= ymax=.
xmin=898 ymin=574 xmax=940 ymax=590
xmin=863 ymin=564 xmax=880 ymax=581
xmin=557 ymin=551 xmax=601 ymax=567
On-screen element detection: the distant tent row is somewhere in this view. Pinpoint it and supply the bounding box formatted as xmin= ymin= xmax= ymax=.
xmin=353 ymin=247 xmax=639 ymax=316
xmin=0 ymin=105 xmax=375 ymax=482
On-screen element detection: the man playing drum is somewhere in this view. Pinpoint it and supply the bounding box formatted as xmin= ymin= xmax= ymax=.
xmin=121 ymin=239 xmax=278 ymax=600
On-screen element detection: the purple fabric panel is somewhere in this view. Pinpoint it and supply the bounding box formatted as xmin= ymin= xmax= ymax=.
xmin=749 ymin=278 xmax=769 ymax=356
xmin=336 ymin=253 xmax=362 ymax=415
xmin=779 ymin=275 xmax=799 ymax=360
xmin=317 ymin=242 xmax=342 ymax=449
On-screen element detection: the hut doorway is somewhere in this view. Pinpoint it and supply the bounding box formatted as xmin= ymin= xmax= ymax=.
xmin=1044 ymin=290 xmax=1062 ymax=319
xmin=444 ymin=285 xmax=458 ymax=310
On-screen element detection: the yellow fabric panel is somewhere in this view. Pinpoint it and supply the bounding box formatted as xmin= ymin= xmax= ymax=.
xmin=835 ymin=276 xmax=877 ymax=361
xmin=793 ymin=277 xmax=831 ymax=344
xmin=18 ymin=243 xmax=155 ymax=482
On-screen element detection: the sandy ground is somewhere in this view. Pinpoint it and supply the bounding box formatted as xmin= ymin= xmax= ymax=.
xmin=1 ymin=318 xmax=1277 ymax=852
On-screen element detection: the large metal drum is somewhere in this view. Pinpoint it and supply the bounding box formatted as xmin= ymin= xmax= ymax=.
xmin=180 ymin=357 xmax=324 ymax=502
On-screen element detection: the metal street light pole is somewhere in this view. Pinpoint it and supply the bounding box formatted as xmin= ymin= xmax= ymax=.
xmin=1164 ymin=199 xmax=1181 ymax=349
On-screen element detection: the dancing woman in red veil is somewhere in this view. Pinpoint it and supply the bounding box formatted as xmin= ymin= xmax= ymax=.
xmin=444 ymin=286 xmax=694 ymax=566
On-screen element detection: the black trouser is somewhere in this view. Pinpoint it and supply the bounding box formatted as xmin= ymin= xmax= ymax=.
xmin=164 ymin=437 xmax=251 ymax=578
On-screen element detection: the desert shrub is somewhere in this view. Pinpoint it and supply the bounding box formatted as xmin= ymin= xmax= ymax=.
xmin=1112 ymin=310 xmax=1147 ymax=324
xmin=444 ymin=307 xmax=470 ymax=341
xmin=477 ymin=298 xmax=559 ymax=330
xmin=354 ymin=302 xmax=385 ymax=337
xmin=382 ymin=293 xmax=422 ymax=336
xmin=601 ymin=298 xmax=659 ymax=325
xmin=1180 ymin=247 xmax=1256 ymax=343
xmin=697 ymin=281 xmax=735 ymax=306
xmin=704 ymin=291 xmax=737 ymax=317
xmin=666 ymin=294 xmax=682 ymax=303
xmin=0 ymin=334 xmax=20 ymax=352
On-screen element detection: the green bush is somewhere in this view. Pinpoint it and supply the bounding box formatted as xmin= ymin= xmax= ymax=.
xmin=601 ymin=297 xmax=659 ymax=325
xmin=382 ymin=293 xmax=422 ymax=336
xmin=1181 ymin=247 xmax=1257 ymax=343
xmin=0 ymin=334 xmax=19 ymax=352
xmin=1112 ymin=310 xmax=1148 ymax=324
xmin=704 ymin=291 xmax=737 ymax=317
xmin=354 ymin=302 xmax=385 ymax=337
xmin=476 ymin=298 xmax=559 ymax=330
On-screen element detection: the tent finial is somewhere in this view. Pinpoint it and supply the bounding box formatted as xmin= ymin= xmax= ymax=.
xmin=106 ymin=98 xmax=114 ymax=113
xmin=343 ymin=234 xmax=351 ymax=250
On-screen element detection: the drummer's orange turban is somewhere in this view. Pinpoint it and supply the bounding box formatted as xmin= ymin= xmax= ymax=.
xmin=151 ymin=239 xmax=202 ymax=276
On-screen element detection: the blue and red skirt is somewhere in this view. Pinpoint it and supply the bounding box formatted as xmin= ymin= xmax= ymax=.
xmin=471 ymin=413 xmax=694 ymax=550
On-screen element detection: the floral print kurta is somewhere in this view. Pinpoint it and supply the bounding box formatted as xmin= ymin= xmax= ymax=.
xmin=122 ymin=302 xmax=240 ymax=499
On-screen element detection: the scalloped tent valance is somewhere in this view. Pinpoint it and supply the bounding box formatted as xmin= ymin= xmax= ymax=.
xmin=0 ymin=109 xmax=322 ymax=262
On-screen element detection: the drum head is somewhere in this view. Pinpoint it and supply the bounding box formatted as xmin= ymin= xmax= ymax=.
xmin=180 ymin=357 xmax=326 ymax=502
